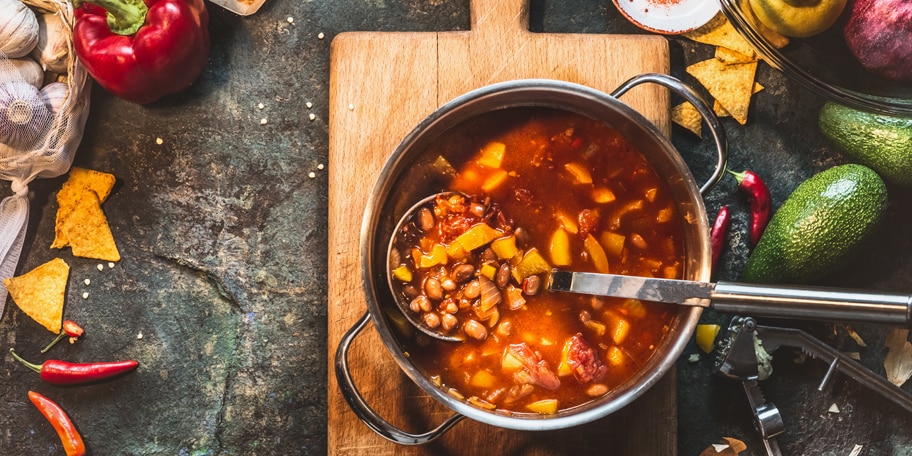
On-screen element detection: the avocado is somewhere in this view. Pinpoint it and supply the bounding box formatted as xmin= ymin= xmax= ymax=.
xmin=742 ymin=164 xmax=887 ymax=284
xmin=819 ymin=102 xmax=912 ymax=187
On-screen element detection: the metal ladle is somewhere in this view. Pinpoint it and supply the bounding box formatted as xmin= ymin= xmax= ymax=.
xmin=389 ymin=192 xmax=912 ymax=343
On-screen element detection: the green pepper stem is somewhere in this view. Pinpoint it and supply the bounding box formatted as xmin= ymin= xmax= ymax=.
xmin=9 ymin=349 xmax=43 ymax=374
xmin=727 ymin=169 xmax=746 ymax=184
xmin=40 ymin=332 xmax=67 ymax=354
xmin=75 ymin=0 xmax=149 ymax=36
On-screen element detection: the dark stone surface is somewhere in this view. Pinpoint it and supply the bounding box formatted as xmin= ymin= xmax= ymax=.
xmin=0 ymin=0 xmax=909 ymax=455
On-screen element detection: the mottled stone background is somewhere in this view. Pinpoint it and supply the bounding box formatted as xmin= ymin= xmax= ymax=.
xmin=0 ymin=1 xmax=909 ymax=455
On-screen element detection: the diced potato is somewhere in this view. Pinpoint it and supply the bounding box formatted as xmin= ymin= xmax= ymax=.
xmin=477 ymin=141 xmax=506 ymax=168
xmin=482 ymin=169 xmax=509 ymax=192
xmin=696 ymin=324 xmax=720 ymax=353
xmin=584 ymin=233 xmax=609 ymax=273
xmin=599 ymin=231 xmax=626 ymax=258
xmin=527 ymin=399 xmax=559 ymax=415
xmin=592 ymin=187 xmax=616 ymax=204
xmin=511 ymin=248 xmax=551 ymax=283
xmin=564 ymin=162 xmax=593 ymax=184
xmin=502 ymin=352 xmax=524 ymax=372
xmin=415 ymin=244 xmax=448 ymax=268
xmin=491 ymin=235 xmax=518 ymax=260
xmin=470 ymin=369 xmax=498 ymax=389
xmin=583 ymin=319 xmax=606 ymax=337
xmin=391 ymin=265 xmax=413 ymax=282
xmin=556 ymin=213 xmax=579 ymax=234
xmin=448 ymin=223 xmax=501 ymax=259
xmin=606 ymin=346 xmax=626 ymax=366
xmin=549 ymin=228 xmax=572 ymax=266
xmin=450 ymin=168 xmax=483 ymax=193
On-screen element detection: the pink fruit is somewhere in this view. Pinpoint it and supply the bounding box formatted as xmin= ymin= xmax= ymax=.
xmin=843 ymin=0 xmax=912 ymax=84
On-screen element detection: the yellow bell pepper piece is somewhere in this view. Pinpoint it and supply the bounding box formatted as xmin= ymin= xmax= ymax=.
xmin=584 ymin=233 xmax=609 ymax=273
xmin=527 ymin=399 xmax=559 ymax=415
xmin=391 ymin=265 xmax=413 ymax=282
xmin=696 ymin=324 xmax=721 ymax=353
xmin=564 ymin=162 xmax=592 ymax=184
xmin=549 ymin=228 xmax=572 ymax=267
xmin=599 ymin=231 xmax=626 ymax=258
xmin=470 ymin=369 xmax=498 ymax=389
xmin=482 ymin=169 xmax=509 ymax=193
xmin=477 ymin=141 xmax=506 ymax=168
xmin=447 ymin=223 xmax=500 ymax=259
xmin=490 ymin=235 xmax=518 ymax=260
xmin=511 ymin=248 xmax=551 ymax=283
xmin=417 ymin=243 xmax=448 ymax=268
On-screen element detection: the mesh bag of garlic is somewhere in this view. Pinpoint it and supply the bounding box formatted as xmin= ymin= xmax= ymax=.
xmin=0 ymin=0 xmax=91 ymax=310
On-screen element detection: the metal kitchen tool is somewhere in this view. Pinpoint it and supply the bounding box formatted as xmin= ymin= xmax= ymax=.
xmin=713 ymin=316 xmax=912 ymax=456
xmin=547 ymin=271 xmax=912 ymax=325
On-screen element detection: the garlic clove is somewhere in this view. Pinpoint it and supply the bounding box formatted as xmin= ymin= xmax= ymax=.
xmin=0 ymin=0 xmax=40 ymax=59
xmin=31 ymin=12 xmax=70 ymax=74
xmin=10 ymin=57 xmax=45 ymax=89
xmin=39 ymin=81 xmax=68 ymax=115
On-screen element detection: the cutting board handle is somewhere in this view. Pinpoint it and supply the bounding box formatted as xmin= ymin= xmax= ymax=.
xmin=470 ymin=0 xmax=530 ymax=36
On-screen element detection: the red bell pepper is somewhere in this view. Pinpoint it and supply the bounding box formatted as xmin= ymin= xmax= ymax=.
xmin=73 ymin=0 xmax=210 ymax=104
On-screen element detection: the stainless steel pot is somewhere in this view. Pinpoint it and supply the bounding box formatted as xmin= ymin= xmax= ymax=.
xmin=335 ymin=74 xmax=728 ymax=444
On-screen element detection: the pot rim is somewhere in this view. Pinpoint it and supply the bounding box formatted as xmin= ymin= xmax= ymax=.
xmin=358 ymin=77 xmax=714 ymax=431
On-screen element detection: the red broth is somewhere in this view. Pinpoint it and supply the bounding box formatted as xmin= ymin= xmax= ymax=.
xmin=390 ymin=108 xmax=684 ymax=415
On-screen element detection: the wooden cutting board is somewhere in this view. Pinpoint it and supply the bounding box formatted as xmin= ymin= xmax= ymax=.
xmin=327 ymin=0 xmax=674 ymax=454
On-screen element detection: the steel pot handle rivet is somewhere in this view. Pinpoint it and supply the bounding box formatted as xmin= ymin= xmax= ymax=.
xmin=611 ymin=73 xmax=729 ymax=196
xmin=334 ymin=311 xmax=466 ymax=445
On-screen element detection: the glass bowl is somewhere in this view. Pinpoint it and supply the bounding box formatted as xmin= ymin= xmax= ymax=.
xmin=719 ymin=0 xmax=912 ymax=116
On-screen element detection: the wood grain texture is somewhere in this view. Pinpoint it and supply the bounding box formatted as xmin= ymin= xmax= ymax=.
xmin=328 ymin=0 xmax=674 ymax=453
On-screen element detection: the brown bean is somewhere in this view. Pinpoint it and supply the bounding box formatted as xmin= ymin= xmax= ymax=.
xmin=463 ymin=280 xmax=481 ymax=299
xmin=579 ymin=310 xmax=592 ymax=323
xmin=440 ymin=313 xmax=458 ymax=332
xmin=409 ymin=295 xmax=427 ymax=313
xmin=440 ymin=277 xmax=457 ymax=291
xmin=463 ymin=319 xmax=488 ymax=341
xmin=480 ymin=248 xmax=497 ymax=263
xmin=416 ymin=207 xmax=435 ymax=232
xmin=513 ymin=227 xmax=531 ymax=246
xmin=452 ymin=263 xmax=476 ymax=283
xmin=495 ymin=320 xmax=513 ymax=337
xmin=495 ymin=263 xmax=512 ymax=288
xmin=422 ymin=312 xmax=441 ymax=329
xmin=629 ymin=233 xmax=647 ymax=250
xmin=469 ymin=202 xmax=486 ymax=218
xmin=522 ymin=275 xmax=541 ymax=295
xmin=425 ymin=278 xmax=444 ymax=301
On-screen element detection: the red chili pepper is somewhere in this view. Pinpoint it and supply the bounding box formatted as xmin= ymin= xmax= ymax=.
xmin=73 ymin=0 xmax=210 ymax=104
xmin=10 ymin=349 xmax=138 ymax=386
xmin=729 ymin=170 xmax=772 ymax=245
xmin=711 ymin=205 xmax=731 ymax=275
xmin=28 ymin=391 xmax=87 ymax=456
xmin=41 ymin=320 xmax=85 ymax=354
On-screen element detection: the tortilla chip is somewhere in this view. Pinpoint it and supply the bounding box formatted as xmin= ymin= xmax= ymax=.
xmin=683 ymin=13 xmax=757 ymax=59
xmin=672 ymin=102 xmax=703 ymax=137
xmin=51 ymin=169 xmax=121 ymax=262
xmin=715 ymin=46 xmax=756 ymax=65
xmin=60 ymin=167 xmax=116 ymax=203
xmin=4 ymin=258 xmax=69 ymax=333
xmin=687 ymin=58 xmax=758 ymax=125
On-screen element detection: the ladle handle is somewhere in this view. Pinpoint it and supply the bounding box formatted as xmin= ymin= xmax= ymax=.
xmin=611 ymin=73 xmax=729 ymax=196
xmin=334 ymin=311 xmax=466 ymax=444
xmin=713 ymin=282 xmax=912 ymax=325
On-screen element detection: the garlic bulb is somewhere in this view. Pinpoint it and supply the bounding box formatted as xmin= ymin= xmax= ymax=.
xmin=0 ymin=0 xmax=40 ymax=59
xmin=31 ymin=12 xmax=70 ymax=74
xmin=10 ymin=57 xmax=44 ymax=89
xmin=0 ymin=80 xmax=52 ymax=149
xmin=39 ymin=81 xmax=68 ymax=115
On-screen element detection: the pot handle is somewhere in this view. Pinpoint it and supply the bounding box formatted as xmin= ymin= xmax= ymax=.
xmin=611 ymin=73 xmax=729 ymax=196
xmin=334 ymin=311 xmax=466 ymax=445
